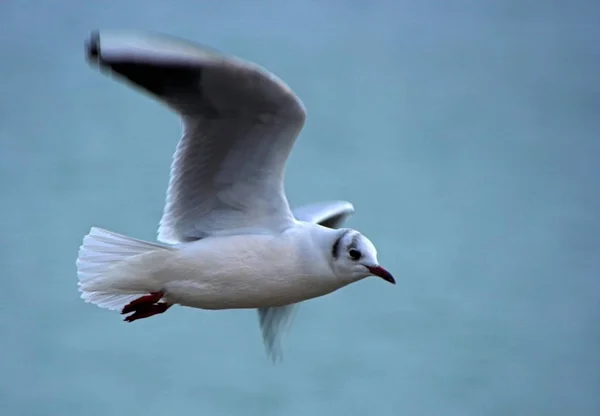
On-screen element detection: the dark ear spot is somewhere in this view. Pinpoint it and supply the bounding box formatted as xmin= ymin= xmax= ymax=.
xmin=331 ymin=235 xmax=342 ymax=259
xmin=331 ymin=229 xmax=351 ymax=259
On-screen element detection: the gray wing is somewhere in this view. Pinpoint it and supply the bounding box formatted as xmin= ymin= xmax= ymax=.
xmin=258 ymin=200 xmax=355 ymax=362
xmin=86 ymin=30 xmax=306 ymax=242
xmin=292 ymin=200 xmax=355 ymax=229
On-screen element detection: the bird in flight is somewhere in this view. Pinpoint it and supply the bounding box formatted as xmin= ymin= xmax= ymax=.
xmin=76 ymin=30 xmax=395 ymax=362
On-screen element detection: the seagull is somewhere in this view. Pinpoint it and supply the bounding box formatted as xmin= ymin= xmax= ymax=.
xmin=76 ymin=30 xmax=395 ymax=362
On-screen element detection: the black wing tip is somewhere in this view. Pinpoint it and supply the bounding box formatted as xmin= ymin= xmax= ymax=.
xmin=85 ymin=30 xmax=101 ymax=64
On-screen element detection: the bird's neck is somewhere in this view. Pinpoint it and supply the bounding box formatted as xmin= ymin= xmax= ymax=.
xmin=291 ymin=222 xmax=339 ymax=273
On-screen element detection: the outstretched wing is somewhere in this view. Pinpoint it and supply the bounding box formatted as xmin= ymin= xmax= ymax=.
xmin=258 ymin=200 xmax=355 ymax=362
xmin=86 ymin=30 xmax=307 ymax=243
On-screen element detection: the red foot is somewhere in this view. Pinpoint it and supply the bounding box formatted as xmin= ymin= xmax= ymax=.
xmin=124 ymin=302 xmax=171 ymax=322
xmin=122 ymin=291 xmax=164 ymax=314
xmin=121 ymin=291 xmax=171 ymax=322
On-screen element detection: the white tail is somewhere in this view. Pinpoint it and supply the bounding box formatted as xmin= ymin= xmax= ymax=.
xmin=76 ymin=227 xmax=173 ymax=311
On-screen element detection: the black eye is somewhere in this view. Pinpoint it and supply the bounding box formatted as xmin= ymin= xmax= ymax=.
xmin=349 ymin=248 xmax=362 ymax=261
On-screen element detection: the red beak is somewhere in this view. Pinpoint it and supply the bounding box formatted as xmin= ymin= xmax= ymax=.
xmin=367 ymin=265 xmax=396 ymax=284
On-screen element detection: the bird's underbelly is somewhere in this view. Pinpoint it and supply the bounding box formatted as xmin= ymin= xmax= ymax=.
xmin=162 ymin=274 xmax=339 ymax=310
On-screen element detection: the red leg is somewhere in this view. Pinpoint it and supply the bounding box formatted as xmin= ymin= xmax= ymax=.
xmin=124 ymin=302 xmax=171 ymax=323
xmin=121 ymin=291 xmax=164 ymax=315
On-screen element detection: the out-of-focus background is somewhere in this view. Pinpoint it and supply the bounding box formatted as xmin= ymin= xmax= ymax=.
xmin=1 ymin=1 xmax=599 ymax=415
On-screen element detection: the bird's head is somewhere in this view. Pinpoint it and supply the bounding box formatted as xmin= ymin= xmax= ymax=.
xmin=328 ymin=228 xmax=395 ymax=285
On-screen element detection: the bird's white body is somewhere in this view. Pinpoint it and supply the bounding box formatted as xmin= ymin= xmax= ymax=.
xmin=77 ymin=30 xmax=394 ymax=361
xmin=80 ymin=224 xmax=347 ymax=311
xmin=167 ymin=225 xmax=343 ymax=309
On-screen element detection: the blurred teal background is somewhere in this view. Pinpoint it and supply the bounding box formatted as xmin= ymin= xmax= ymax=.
xmin=1 ymin=1 xmax=599 ymax=415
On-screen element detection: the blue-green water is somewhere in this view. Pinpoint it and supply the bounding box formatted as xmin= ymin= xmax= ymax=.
xmin=1 ymin=1 xmax=599 ymax=415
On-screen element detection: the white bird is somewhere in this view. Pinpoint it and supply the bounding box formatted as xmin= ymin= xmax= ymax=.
xmin=76 ymin=30 xmax=395 ymax=362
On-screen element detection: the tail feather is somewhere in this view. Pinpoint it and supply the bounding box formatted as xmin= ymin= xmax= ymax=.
xmin=76 ymin=227 xmax=173 ymax=311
